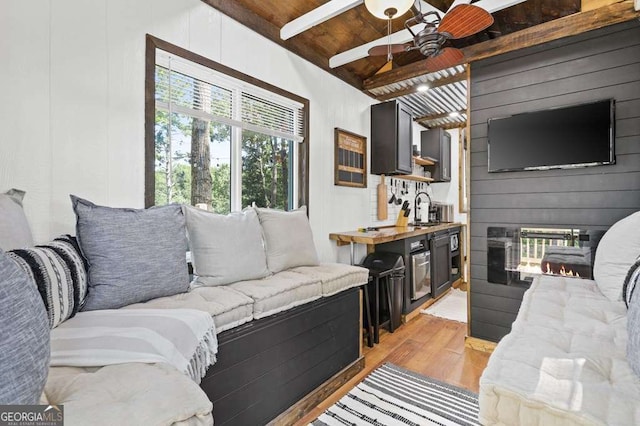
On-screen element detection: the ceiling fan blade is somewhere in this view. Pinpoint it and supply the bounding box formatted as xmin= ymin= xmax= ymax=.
xmin=438 ymin=4 xmax=494 ymax=39
xmin=424 ymin=48 xmax=465 ymax=72
xmin=368 ymin=43 xmax=410 ymax=56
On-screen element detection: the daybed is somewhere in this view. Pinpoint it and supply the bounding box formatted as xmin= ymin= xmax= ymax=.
xmin=479 ymin=211 xmax=640 ymax=425
xmin=124 ymin=263 xmax=366 ymax=425
xmin=0 ymin=190 xmax=369 ymax=426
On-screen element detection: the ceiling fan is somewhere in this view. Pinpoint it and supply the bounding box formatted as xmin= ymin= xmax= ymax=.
xmin=368 ymin=3 xmax=494 ymax=71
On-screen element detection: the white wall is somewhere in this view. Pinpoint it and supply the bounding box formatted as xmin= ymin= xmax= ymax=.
xmin=0 ymin=0 xmax=377 ymax=263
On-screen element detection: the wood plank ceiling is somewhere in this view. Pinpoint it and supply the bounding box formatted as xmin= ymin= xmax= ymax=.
xmin=201 ymin=0 xmax=640 ymax=128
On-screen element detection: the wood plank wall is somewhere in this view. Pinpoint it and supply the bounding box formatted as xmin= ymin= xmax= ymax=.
xmin=468 ymin=20 xmax=640 ymax=342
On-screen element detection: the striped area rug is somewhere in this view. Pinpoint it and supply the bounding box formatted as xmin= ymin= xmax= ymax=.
xmin=311 ymin=363 xmax=479 ymax=426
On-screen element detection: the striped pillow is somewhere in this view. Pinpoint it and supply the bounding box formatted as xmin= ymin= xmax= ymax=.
xmin=8 ymin=235 xmax=88 ymax=328
xmin=623 ymin=256 xmax=640 ymax=308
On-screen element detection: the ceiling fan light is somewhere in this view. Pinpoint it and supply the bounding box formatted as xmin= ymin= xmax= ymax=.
xmin=416 ymin=84 xmax=429 ymax=92
xmin=364 ymin=0 xmax=414 ymax=20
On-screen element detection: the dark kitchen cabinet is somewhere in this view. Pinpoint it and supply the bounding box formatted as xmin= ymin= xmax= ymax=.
xmin=376 ymin=227 xmax=460 ymax=315
xmin=420 ymin=128 xmax=451 ymax=182
xmin=371 ymin=100 xmax=413 ymax=175
xmin=430 ymin=232 xmax=452 ymax=298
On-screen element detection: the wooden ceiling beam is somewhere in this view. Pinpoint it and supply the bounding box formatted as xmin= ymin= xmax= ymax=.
xmin=372 ymin=71 xmax=466 ymax=101
xmin=364 ymin=0 xmax=640 ymax=90
xmin=280 ymin=0 xmax=362 ymax=40
xmin=199 ymin=0 xmax=364 ymax=90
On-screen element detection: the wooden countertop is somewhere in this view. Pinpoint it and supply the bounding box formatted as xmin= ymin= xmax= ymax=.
xmin=329 ymin=222 xmax=464 ymax=246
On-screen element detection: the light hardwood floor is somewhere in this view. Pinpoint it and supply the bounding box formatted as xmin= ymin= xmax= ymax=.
xmin=295 ymin=311 xmax=491 ymax=425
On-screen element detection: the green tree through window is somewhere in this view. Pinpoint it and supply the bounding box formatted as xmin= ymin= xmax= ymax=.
xmin=242 ymin=131 xmax=292 ymax=210
xmin=151 ymin=49 xmax=304 ymax=213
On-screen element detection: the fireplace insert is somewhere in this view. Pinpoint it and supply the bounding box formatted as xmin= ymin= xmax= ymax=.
xmin=487 ymin=226 xmax=604 ymax=285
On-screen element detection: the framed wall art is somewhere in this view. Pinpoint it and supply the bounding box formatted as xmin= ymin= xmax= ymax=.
xmin=334 ymin=128 xmax=367 ymax=188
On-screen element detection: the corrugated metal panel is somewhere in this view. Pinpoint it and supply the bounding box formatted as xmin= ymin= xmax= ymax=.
xmin=405 ymin=81 xmax=466 ymax=120
xmin=369 ymin=65 xmax=468 ymax=129
xmin=368 ymin=65 xmax=466 ymax=97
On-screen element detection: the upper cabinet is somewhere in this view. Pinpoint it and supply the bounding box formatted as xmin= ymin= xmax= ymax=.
xmin=420 ymin=128 xmax=451 ymax=182
xmin=370 ymin=100 xmax=413 ymax=175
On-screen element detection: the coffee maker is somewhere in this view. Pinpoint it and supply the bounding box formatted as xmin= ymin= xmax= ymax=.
xmin=428 ymin=205 xmax=438 ymax=222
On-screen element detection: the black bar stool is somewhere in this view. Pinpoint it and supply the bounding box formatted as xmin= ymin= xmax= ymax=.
xmin=359 ymin=252 xmax=405 ymax=345
xmin=360 ymin=277 xmax=374 ymax=347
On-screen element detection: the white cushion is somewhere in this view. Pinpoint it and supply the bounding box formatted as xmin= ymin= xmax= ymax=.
xmin=593 ymin=211 xmax=640 ymax=301
xmin=122 ymin=285 xmax=254 ymax=334
xmin=0 ymin=189 xmax=34 ymax=250
xmin=289 ymin=263 xmax=369 ymax=296
xmin=230 ymin=271 xmax=322 ymax=319
xmin=45 ymin=363 xmax=213 ymax=426
xmin=255 ymin=206 xmax=319 ymax=273
xmin=183 ymin=205 xmax=269 ymax=286
xmin=479 ymin=275 xmax=640 ymax=426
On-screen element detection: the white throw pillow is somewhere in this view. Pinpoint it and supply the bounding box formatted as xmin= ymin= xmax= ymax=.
xmin=0 ymin=189 xmax=34 ymax=250
xmin=184 ymin=205 xmax=269 ymax=286
xmin=593 ymin=211 xmax=640 ymax=302
xmin=255 ymin=206 xmax=319 ymax=273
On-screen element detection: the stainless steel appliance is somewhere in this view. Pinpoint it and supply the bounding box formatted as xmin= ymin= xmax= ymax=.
xmin=411 ymin=250 xmax=431 ymax=301
xmin=435 ymin=203 xmax=454 ymax=222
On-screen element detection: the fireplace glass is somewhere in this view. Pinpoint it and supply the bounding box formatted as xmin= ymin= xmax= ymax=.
xmin=487 ymin=226 xmax=603 ymax=285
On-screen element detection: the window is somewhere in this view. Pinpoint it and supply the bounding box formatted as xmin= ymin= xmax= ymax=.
xmin=145 ymin=36 xmax=309 ymax=212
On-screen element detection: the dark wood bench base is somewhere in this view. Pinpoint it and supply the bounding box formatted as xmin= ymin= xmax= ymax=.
xmin=201 ymin=288 xmax=361 ymax=425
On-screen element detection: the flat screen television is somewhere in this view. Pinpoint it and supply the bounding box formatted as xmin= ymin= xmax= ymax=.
xmin=487 ymin=99 xmax=615 ymax=173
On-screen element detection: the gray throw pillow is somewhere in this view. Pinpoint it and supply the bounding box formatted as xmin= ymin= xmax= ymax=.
xmin=71 ymin=196 xmax=189 ymax=311
xmin=184 ymin=205 xmax=269 ymax=286
xmin=0 ymin=188 xmax=34 ymax=250
xmin=0 ymin=250 xmax=50 ymax=404
xmin=255 ymin=206 xmax=319 ymax=273
xmin=628 ymin=278 xmax=640 ymax=378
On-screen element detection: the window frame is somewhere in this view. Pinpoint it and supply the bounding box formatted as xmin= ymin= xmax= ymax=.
xmin=144 ymin=35 xmax=310 ymax=211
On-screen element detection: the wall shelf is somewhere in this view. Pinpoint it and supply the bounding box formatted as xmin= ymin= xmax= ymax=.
xmin=396 ymin=174 xmax=434 ymax=183
xmin=413 ymin=156 xmax=437 ymax=166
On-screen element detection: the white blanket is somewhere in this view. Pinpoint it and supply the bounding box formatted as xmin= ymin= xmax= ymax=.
xmin=50 ymin=309 xmax=218 ymax=383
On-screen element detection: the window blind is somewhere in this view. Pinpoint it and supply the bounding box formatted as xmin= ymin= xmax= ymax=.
xmin=156 ymin=50 xmax=304 ymax=142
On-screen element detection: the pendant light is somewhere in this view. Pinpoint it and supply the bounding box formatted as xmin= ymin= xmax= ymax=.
xmin=364 ymin=0 xmax=414 ymax=20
